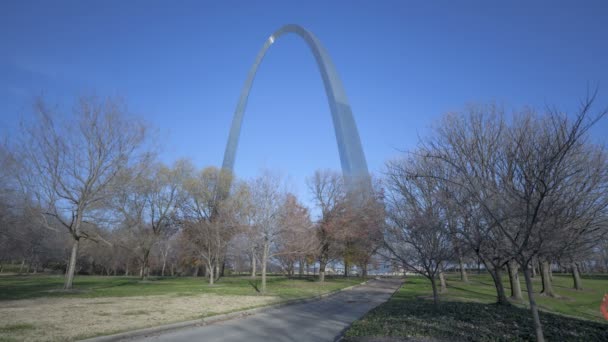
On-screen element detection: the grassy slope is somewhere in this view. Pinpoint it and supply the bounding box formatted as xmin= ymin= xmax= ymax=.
xmin=345 ymin=274 xmax=608 ymax=342
xmin=0 ymin=274 xmax=363 ymax=301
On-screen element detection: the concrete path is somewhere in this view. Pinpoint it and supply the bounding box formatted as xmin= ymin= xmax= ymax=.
xmin=128 ymin=278 xmax=402 ymax=342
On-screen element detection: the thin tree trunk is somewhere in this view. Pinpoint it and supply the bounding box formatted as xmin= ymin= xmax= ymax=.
xmin=508 ymin=260 xmax=523 ymax=300
xmin=344 ymin=258 xmax=349 ymax=277
xmin=161 ymin=258 xmax=166 ymax=277
xmin=459 ymin=256 xmax=469 ymax=282
xmin=64 ymin=238 xmax=80 ymax=289
xmin=125 ymin=263 xmax=129 ymax=276
xmin=208 ymin=262 xmax=214 ymax=285
xmin=572 ymin=263 xmax=583 ymax=290
xmin=141 ymin=252 xmax=149 ymax=280
xmin=319 ymin=260 xmax=326 ymax=282
xmin=540 ymin=260 xmax=556 ymax=297
xmin=261 ymin=244 xmax=268 ymax=293
xmin=488 ymin=265 xmax=509 ymax=305
xmin=523 ymin=267 xmax=545 ymax=342
xmin=251 ymin=251 xmax=256 ymax=279
xmin=19 ymin=258 xmax=25 ymax=274
xmin=430 ymin=276 xmax=439 ymax=307
xmin=439 ymin=268 xmax=447 ymax=293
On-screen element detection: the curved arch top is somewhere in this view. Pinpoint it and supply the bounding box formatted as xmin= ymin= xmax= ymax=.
xmin=222 ymin=24 xmax=370 ymax=190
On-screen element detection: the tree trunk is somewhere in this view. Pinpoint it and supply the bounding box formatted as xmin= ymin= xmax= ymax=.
xmin=319 ymin=260 xmax=326 ymax=282
xmin=208 ymin=262 xmax=214 ymax=285
xmin=344 ymin=259 xmax=349 ymax=277
xmin=299 ymin=258 xmax=304 ymax=277
xmin=19 ymin=258 xmax=25 ymax=274
xmin=64 ymin=238 xmax=80 ymax=289
xmin=572 ymin=263 xmax=583 ymax=290
xmin=540 ymin=260 xmax=556 ymax=297
xmin=251 ymin=251 xmax=256 ymax=279
xmin=459 ymin=256 xmax=469 ymax=282
xmin=430 ymin=276 xmax=439 ymax=307
xmin=439 ymin=268 xmax=447 ymax=293
xmin=125 ymin=263 xmax=129 ymax=276
xmin=508 ymin=260 xmax=523 ymax=300
xmin=531 ymin=259 xmax=538 ymax=278
xmin=141 ymin=250 xmax=150 ymax=281
xmin=488 ymin=265 xmax=509 ymax=305
xmin=523 ymin=267 xmax=545 ymax=342
xmin=362 ymin=263 xmax=368 ymax=278
xmin=161 ymin=258 xmax=166 ymax=277
xmin=261 ymin=244 xmax=268 ymax=293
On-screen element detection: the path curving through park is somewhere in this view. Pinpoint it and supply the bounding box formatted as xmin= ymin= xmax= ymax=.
xmin=127 ymin=278 xmax=402 ymax=342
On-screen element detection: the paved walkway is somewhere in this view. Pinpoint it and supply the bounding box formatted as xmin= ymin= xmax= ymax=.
xmin=128 ymin=278 xmax=402 ymax=342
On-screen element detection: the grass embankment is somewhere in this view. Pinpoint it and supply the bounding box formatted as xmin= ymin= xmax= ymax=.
xmin=0 ymin=275 xmax=363 ymax=342
xmin=344 ymin=274 xmax=608 ymax=341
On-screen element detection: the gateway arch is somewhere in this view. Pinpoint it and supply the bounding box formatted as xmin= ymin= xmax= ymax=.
xmin=222 ymin=24 xmax=370 ymax=191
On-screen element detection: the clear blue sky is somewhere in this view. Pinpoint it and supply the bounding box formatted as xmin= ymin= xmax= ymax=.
xmin=1 ymin=0 xmax=607 ymax=203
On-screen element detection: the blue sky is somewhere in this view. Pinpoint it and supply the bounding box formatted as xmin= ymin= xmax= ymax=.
xmin=1 ymin=0 xmax=607 ymax=203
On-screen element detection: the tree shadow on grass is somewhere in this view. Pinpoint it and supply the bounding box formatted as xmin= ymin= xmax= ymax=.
xmin=248 ymin=280 xmax=261 ymax=293
xmin=447 ymin=285 xmax=497 ymax=301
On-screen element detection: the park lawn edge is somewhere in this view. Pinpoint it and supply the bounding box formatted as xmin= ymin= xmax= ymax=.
xmin=77 ymin=278 xmax=370 ymax=342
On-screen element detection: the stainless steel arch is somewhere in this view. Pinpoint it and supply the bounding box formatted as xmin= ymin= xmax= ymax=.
xmin=222 ymin=24 xmax=370 ymax=190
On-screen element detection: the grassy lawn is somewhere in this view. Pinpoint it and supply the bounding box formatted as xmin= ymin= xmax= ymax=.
xmin=0 ymin=274 xmax=363 ymax=342
xmin=0 ymin=274 xmax=362 ymax=301
xmin=344 ymin=273 xmax=608 ymax=342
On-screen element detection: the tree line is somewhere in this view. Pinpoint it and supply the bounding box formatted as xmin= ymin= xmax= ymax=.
xmin=0 ymin=96 xmax=384 ymax=294
xmin=382 ymin=95 xmax=608 ymax=341
xmin=1 ymin=94 xmax=607 ymax=341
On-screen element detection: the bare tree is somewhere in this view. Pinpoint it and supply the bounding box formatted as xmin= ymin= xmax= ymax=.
xmin=113 ymin=160 xmax=184 ymax=280
xmin=307 ymin=170 xmax=345 ymax=282
xmin=422 ymin=96 xmax=608 ymax=341
xmin=181 ymin=166 xmax=244 ymax=285
xmin=275 ymin=194 xmax=316 ymax=277
xmin=247 ymin=172 xmax=286 ymax=293
xmin=19 ymin=96 xmax=147 ymax=289
xmin=384 ymin=155 xmax=454 ymax=306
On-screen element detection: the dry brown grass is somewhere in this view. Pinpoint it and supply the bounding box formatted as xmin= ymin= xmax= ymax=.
xmin=0 ymin=293 xmax=278 ymax=341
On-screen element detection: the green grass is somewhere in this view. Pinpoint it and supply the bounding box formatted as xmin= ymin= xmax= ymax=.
xmin=0 ymin=324 xmax=35 ymax=334
xmin=438 ymin=273 xmax=608 ymax=322
xmin=0 ymin=324 xmax=35 ymax=342
xmin=0 ymin=274 xmax=363 ymax=301
xmin=344 ymin=274 xmax=608 ymax=342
